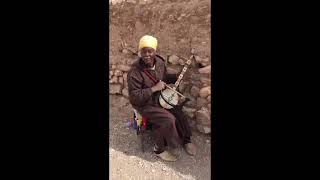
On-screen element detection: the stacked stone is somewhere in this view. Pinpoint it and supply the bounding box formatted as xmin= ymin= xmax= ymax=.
xmin=109 ymin=51 xmax=212 ymax=135
xmin=109 ymin=62 xmax=131 ymax=98
xmin=166 ymin=54 xmax=212 ymax=134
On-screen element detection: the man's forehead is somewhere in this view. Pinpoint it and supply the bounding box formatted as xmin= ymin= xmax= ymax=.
xmin=140 ymin=47 xmax=156 ymax=51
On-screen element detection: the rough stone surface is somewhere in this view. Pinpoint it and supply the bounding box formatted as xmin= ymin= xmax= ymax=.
xmin=123 ymin=72 xmax=128 ymax=82
xmin=207 ymin=95 xmax=211 ymax=102
xmin=110 ymin=76 xmax=119 ymax=84
xmin=166 ymin=66 xmax=180 ymax=74
xmin=117 ymin=64 xmax=131 ymax=72
xmin=190 ymin=86 xmax=200 ymax=98
xmin=191 ymin=48 xmax=197 ymax=55
xmin=122 ymin=72 xmax=128 ymax=87
xmin=199 ymin=86 xmax=211 ymax=98
xmin=178 ymin=59 xmax=185 ymax=66
xmin=196 ymin=97 xmax=208 ymax=108
xmin=122 ymin=88 xmax=129 ymax=98
xmin=185 ymin=99 xmax=197 ymax=108
xmin=191 ymin=73 xmax=201 ymax=81
xmin=126 ymin=59 xmax=135 ymax=65
xmin=190 ymin=80 xmax=202 ymax=87
xmin=196 ymin=125 xmax=204 ymax=133
xmin=190 ymin=58 xmax=198 ymax=68
xmin=121 ymin=49 xmax=130 ymax=54
xmin=114 ymin=69 xmax=123 ymax=76
xmin=183 ymin=92 xmax=192 ymax=99
xmin=196 ymin=125 xmax=211 ymax=134
xmin=119 ymin=77 xmax=124 ymax=84
xmin=110 ymin=84 xmax=122 ymax=94
xmin=183 ymin=83 xmax=192 ymax=94
xmin=123 ymin=80 xmax=128 ymax=88
xmin=196 ymin=107 xmax=210 ymax=126
xmin=203 ymin=126 xmax=211 ymax=134
xmin=178 ymin=81 xmax=189 ymax=93
xmin=182 ymin=106 xmax=197 ymax=118
xmin=195 ymin=56 xmax=202 ymax=63
xmin=207 ymin=103 xmax=211 ymax=110
xmin=198 ymin=65 xmax=211 ymax=74
xmin=168 ymin=55 xmax=180 ymax=65
xmin=200 ymin=58 xmax=210 ymax=66
xmin=200 ymin=76 xmax=211 ymax=85
xmin=117 ymin=96 xmax=130 ymax=107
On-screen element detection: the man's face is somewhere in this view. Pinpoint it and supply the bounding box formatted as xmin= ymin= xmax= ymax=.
xmin=140 ymin=47 xmax=156 ymax=67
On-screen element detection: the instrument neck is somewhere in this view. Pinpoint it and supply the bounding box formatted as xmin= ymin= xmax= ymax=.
xmin=173 ymin=55 xmax=193 ymax=88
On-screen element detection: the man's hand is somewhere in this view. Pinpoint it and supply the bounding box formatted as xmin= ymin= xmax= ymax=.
xmin=151 ymin=80 xmax=166 ymax=92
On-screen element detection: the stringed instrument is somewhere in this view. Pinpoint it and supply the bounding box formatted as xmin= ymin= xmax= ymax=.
xmin=159 ymin=55 xmax=194 ymax=109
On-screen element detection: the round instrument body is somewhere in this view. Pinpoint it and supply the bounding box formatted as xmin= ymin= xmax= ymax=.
xmin=159 ymin=88 xmax=179 ymax=109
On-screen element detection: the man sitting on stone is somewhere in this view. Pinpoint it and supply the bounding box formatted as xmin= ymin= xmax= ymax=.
xmin=127 ymin=35 xmax=196 ymax=162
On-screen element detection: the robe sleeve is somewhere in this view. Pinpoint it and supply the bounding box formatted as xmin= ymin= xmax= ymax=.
xmin=127 ymin=70 xmax=153 ymax=106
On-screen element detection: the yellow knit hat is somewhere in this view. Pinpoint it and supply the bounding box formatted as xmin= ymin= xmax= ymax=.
xmin=138 ymin=35 xmax=157 ymax=50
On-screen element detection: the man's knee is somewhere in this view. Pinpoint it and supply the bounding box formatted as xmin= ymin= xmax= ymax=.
xmin=142 ymin=107 xmax=176 ymax=123
xmin=163 ymin=112 xmax=176 ymax=126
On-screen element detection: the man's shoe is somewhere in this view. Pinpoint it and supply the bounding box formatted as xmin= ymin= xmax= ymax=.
xmin=156 ymin=151 xmax=178 ymax=162
xmin=169 ymin=148 xmax=181 ymax=158
xmin=184 ymin=143 xmax=197 ymax=156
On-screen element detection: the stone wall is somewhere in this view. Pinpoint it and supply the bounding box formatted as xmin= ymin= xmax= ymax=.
xmin=109 ymin=0 xmax=211 ymax=134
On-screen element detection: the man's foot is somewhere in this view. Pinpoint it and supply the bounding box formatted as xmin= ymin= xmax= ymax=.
xmin=155 ymin=151 xmax=178 ymax=162
xmin=184 ymin=143 xmax=197 ymax=156
xmin=168 ymin=148 xmax=181 ymax=158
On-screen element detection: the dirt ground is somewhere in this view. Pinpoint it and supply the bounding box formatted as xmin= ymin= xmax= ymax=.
xmin=109 ymin=95 xmax=211 ymax=180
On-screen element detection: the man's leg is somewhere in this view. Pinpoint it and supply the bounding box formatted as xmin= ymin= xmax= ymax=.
xmin=141 ymin=106 xmax=181 ymax=161
xmin=169 ymin=107 xmax=197 ymax=156
xmin=168 ymin=108 xmax=192 ymax=143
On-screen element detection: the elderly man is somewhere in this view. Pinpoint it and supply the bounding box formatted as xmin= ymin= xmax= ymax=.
xmin=127 ymin=35 xmax=196 ymax=161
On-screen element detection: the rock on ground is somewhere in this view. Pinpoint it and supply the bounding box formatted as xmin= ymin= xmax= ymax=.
xmin=110 ymin=76 xmax=119 ymax=84
xmin=199 ymin=86 xmax=211 ymax=98
xmin=196 ymin=125 xmax=211 ymax=134
xmin=122 ymin=88 xmax=129 ymax=98
xmin=182 ymin=106 xmax=197 ymax=118
xmin=196 ymin=107 xmax=211 ymax=126
xmin=110 ymin=84 xmax=122 ymax=94
xmin=196 ymin=97 xmax=208 ymax=109
xmin=168 ymin=55 xmax=180 ymax=65
xmin=190 ymin=86 xmax=200 ymax=98
xmin=117 ymin=64 xmax=131 ymax=72
xmin=198 ymin=65 xmax=211 ymax=74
